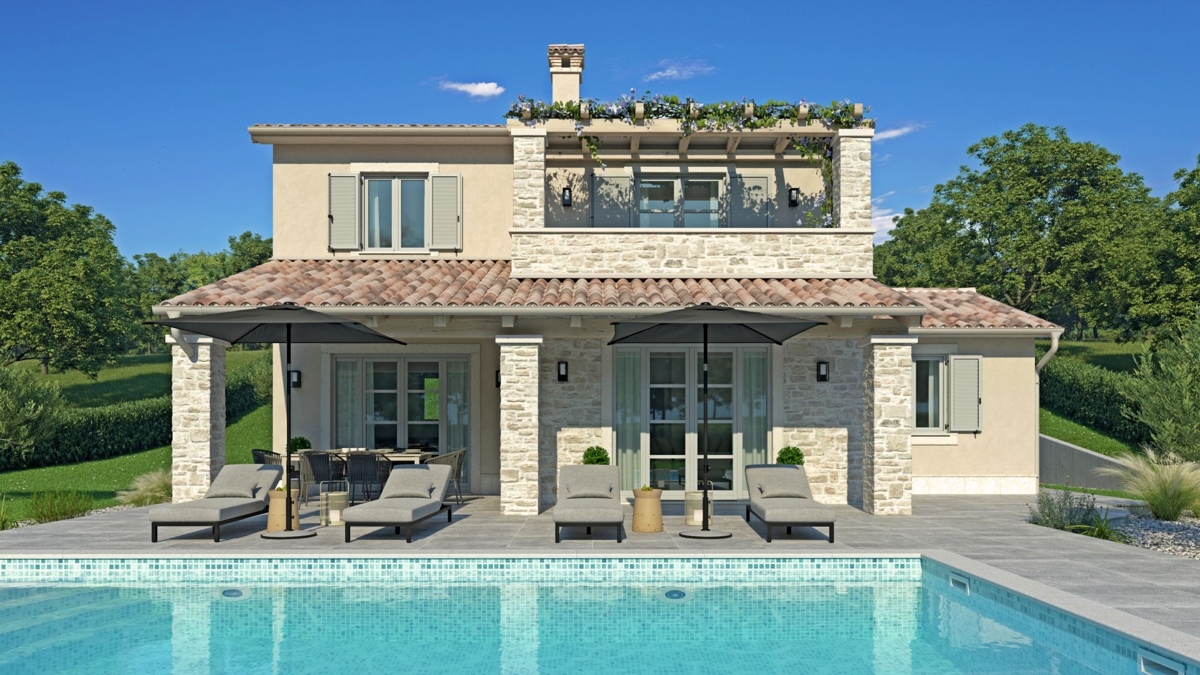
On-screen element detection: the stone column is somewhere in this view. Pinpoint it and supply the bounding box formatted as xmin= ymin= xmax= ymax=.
xmin=832 ymin=128 xmax=873 ymax=230
xmin=511 ymin=129 xmax=546 ymax=230
xmin=168 ymin=333 xmax=228 ymax=503
xmin=497 ymin=336 xmax=543 ymax=515
xmin=861 ymin=336 xmax=915 ymax=515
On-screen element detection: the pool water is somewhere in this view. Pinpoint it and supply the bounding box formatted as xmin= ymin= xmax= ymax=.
xmin=0 ymin=557 xmax=1191 ymax=675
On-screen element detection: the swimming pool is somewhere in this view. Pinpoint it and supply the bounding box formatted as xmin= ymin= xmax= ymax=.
xmin=0 ymin=555 xmax=1195 ymax=674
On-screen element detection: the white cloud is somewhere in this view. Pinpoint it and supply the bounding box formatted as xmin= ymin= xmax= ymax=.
xmin=439 ymin=80 xmax=506 ymax=98
xmin=872 ymin=207 xmax=900 ymax=243
xmin=644 ymin=59 xmax=715 ymax=82
xmin=874 ymin=123 xmax=925 ymax=142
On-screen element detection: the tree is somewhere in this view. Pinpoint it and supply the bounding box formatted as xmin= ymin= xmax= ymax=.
xmin=0 ymin=162 xmax=136 ymax=374
xmin=875 ymin=124 xmax=1160 ymax=336
xmin=1121 ymin=315 xmax=1200 ymax=462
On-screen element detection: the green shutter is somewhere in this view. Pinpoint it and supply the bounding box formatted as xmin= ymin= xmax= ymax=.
xmin=948 ymin=355 xmax=982 ymax=433
xmin=328 ymin=173 xmax=360 ymax=251
xmin=591 ymin=173 xmax=632 ymax=227
xmin=429 ymin=174 xmax=462 ymax=250
xmin=730 ymin=175 xmax=769 ymax=227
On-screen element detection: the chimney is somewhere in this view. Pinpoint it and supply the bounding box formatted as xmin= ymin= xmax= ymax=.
xmin=548 ymin=44 xmax=584 ymax=103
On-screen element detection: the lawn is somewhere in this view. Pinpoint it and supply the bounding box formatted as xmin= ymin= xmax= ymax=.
xmin=1037 ymin=338 xmax=1144 ymax=373
xmin=1039 ymin=408 xmax=1136 ymax=457
xmin=12 ymin=349 xmax=269 ymax=408
xmin=1040 ymin=483 xmax=1137 ymax=500
xmin=0 ymin=403 xmax=272 ymax=522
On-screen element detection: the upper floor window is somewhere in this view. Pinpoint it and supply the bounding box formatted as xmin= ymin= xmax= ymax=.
xmin=364 ymin=176 xmax=428 ymax=251
xmin=590 ymin=171 xmax=770 ymax=228
xmin=636 ymin=177 xmax=722 ymax=228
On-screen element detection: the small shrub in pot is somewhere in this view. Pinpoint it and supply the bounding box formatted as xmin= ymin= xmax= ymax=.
xmin=582 ymin=446 xmax=610 ymax=465
xmin=776 ymin=446 xmax=805 ymax=465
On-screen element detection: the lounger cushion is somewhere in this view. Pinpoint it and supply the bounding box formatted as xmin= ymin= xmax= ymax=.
xmin=560 ymin=465 xmax=617 ymax=499
xmin=553 ymin=498 xmax=624 ymax=524
xmin=342 ymin=498 xmax=443 ymax=524
xmin=379 ymin=465 xmax=453 ymax=501
xmin=148 ymin=498 xmax=265 ymax=524
xmin=746 ymin=464 xmax=814 ymax=500
xmin=750 ymin=497 xmax=836 ymax=524
xmin=204 ymin=464 xmax=282 ymax=500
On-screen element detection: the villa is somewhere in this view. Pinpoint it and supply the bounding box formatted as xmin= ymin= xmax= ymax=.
xmin=155 ymin=43 xmax=1062 ymax=516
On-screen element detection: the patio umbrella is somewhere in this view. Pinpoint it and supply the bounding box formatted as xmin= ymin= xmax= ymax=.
xmin=149 ymin=303 xmax=405 ymax=539
xmin=609 ymin=303 xmax=824 ymax=539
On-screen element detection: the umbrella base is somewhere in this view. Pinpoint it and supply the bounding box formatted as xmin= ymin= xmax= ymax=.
xmin=261 ymin=529 xmax=317 ymax=540
xmin=679 ymin=529 xmax=733 ymax=540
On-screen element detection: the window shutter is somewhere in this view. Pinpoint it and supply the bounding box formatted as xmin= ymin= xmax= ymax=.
xmin=730 ymin=175 xmax=770 ymax=227
xmin=429 ymin=174 xmax=462 ymax=250
xmin=591 ymin=173 xmax=632 ymax=227
xmin=948 ymin=355 xmax=982 ymax=433
xmin=328 ymin=173 xmax=360 ymax=251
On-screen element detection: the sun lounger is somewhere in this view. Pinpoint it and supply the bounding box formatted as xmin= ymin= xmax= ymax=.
xmin=744 ymin=464 xmax=836 ymax=543
xmin=342 ymin=464 xmax=453 ymax=543
xmin=149 ymin=464 xmax=282 ymax=542
xmin=553 ymin=465 xmax=624 ymax=543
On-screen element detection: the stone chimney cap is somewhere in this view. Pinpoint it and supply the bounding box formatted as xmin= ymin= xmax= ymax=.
xmin=548 ymin=44 xmax=584 ymax=70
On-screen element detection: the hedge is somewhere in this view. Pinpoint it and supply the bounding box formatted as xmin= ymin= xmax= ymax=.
xmin=2 ymin=351 xmax=273 ymax=472
xmin=1039 ymin=354 xmax=1149 ymax=446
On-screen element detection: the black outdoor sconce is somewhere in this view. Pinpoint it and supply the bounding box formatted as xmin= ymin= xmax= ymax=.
xmin=495 ymin=370 xmax=501 ymax=388
xmin=816 ymin=361 xmax=829 ymax=382
xmin=558 ymin=361 xmax=569 ymax=382
xmin=787 ymin=187 xmax=800 ymax=208
xmin=562 ymin=187 xmax=573 ymax=207
xmin=289 ymin=370 xmax=302 ymax=389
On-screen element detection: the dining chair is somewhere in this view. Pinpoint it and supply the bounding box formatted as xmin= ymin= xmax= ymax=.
xmin=425 ymin=449 xmax=466 ymax=505
xmin=299 ymin=452 xmax=341 ymax=506
xmin=346 ymin=452 xmax=385 ymax=504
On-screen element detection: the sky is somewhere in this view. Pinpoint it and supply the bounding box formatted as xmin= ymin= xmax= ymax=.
xmin=2 ymin=1 xmax=1198 ymax=256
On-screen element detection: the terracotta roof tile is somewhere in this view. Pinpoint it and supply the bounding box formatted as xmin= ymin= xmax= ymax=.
xmin=897 ymin=288 xmax=1059 ymax=330
xmin=160 ymin=259 xmax=921 ymax=310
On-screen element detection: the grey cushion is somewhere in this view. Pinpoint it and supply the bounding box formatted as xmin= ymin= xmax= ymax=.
xmin=380 ymin=464 xmax=452 ymax=501
xmin=746 ymin=464 xmax=814 ymax=500
xmin=204 ymin=464 xmax=282 ymax=500
xmin=148 ymin=498 xmax=265 ymax=524
xmin=559 ymin=465 xmax=617 ymax=500
xmin=749 ymin=497 xmax=836 ymax=524
xmin=553 ymin=498 xmax=624 ymax=525
xmin=342 ymin=498 xmax=443 ymax=524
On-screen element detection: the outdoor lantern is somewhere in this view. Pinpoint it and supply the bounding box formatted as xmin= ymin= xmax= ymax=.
xmin=788 ymin=187 xmax=800 ymax=208
xmin=495 ymin=370 xmax=501 ymax=388
xmin=289 ymin=369 xmax=302 ymax=389
xmin=558 ymin=361 xmax=568 ymax=382
xmin=817 ymin=361 xmax=830 ymax=382
xmin=561 ymin=186 xmax=573 ymax=207
xmin=320 ymin=490 xmax=349 ymax=526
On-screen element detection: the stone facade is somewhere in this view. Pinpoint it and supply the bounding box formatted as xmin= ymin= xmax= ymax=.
xmin=832 ymin=130 xmax=873 ymax=230
xmin=510 ymin=230 xmax=874 ymax=278
xmin=776 ymin=339 xmax=865 ymax=506
xmin=511 ymin=131 xmax=546 ymax=230
xmin=497 ymin=336 xmax=542 ymax=515
xmin=861 ymin=337 xmax=914 ymax=515
xmin=539 ymin=338 xmax=605 ymax=507
xmin=169 ymin=336 xmax=227 ymax=503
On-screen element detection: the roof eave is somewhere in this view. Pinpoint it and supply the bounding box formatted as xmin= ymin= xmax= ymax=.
xmin=153 ymin=304 xmax=929 ymax=318
xmin=248 ymin=125 xmax=512 ymax=145
xmin=909 ymin=327 xmax=1063 ymax=337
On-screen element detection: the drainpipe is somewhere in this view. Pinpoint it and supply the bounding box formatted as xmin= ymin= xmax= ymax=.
xmin=1033 ymin=329 xmax=1063 ymax=490
xmin=1036 ymin=330 xmax=1061 ymax=372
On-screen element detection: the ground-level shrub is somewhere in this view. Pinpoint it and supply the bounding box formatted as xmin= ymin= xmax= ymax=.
xmin=1028 ymin=488 xmax=1099 ymax=531
xmin=1039 ymin=356 xmax=1149 ymax=446
xmin=1096 ymin=451 xmax=1200 ymax=521
xmin=1120 ymin=319 xmax=1200 ymax=462
xmin=116 ymin=469 xmax=172 ymax=507
xmin=1066 ymin=508 xmax=1129 ymax=542
xmin=0 ymin=494 xmax=16 ymax=530
xmin=0 ymin=367 xmax=66 ymax=471
xmin=29 ymin=490 xmax=94 ymax=524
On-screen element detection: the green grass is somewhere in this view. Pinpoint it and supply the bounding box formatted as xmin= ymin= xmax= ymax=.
xmin=1040 ymin=483 xmax=1138 ymax=500
xmin=1040 ymin=408 xmax=1137 ymax=457
xmin=0 ymin=403 xmax=272 ymax=522
xmin=1038 ymin=338 xmax=1145 ymax=373
xmin=11 ymin=350 xmax=268 ymax=408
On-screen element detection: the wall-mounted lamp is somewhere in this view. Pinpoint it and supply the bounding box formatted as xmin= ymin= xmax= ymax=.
xmin=557 ymin=361 xmax=569 ymax=382
xmin=289 ymin=369 xmax=302 ymax=389
xmin=561 ymin=187 xmax=573 ymax=207
xmin=495 ymin=370 xmax=501 ymax=388
xmin=788 ymin=187 xmax=800 ymax=208
xmin=816 ymin=361 xmax=829 ymax=382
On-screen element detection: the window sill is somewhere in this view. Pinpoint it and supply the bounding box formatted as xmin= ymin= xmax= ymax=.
xmin=519 ymin=227 xmax=877 ymax=235
xmin=912 ymin=433 xmax=959 ymax=446
xmin=359 ymin=249 xmax=433 ymax=256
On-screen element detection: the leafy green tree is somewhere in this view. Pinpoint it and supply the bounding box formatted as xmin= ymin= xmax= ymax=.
xmin=0 ymin=366 xmax=65 ymax=469
xmin=875 ymin=124 xmax=1160 ymax=336
xmin=0 ymin=162 xmax=136 ymax=374
xmin=1121 ymin=315 xmax=1200 ymax=462
xmin=226 ymin=231 xmax=272 ymax=274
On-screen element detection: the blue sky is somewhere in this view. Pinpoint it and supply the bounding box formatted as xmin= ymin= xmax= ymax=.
xmin=2 ymin=1 xmax=1197 ymax=255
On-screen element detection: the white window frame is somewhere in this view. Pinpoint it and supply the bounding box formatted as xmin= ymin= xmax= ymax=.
xmin=913 ymin=356 xmax=948 ymax=435
xmin=634 ymin=174 xmax=726 ymax=228
xmin=332 ymin=355 xmax=469 ymax=451
xmin=361 ymin=175 xmax=432 ymax=253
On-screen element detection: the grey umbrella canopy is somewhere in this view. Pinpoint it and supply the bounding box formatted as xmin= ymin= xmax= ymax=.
xmin=609 ymin=303 xmax=824 ymax=538
xmin=150 ymin=304 xmax=405 ymax=539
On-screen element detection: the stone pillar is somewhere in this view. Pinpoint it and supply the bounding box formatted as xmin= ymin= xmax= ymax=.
xmin=861 ymin=336 xmax=915 ymax=515
xmin=511 ymin=129 xmax=546 ymax=230
xmin=497 ymin=336 xmax=543 ymax=515
xmin=541 ymin=338 xmax=605 ymax=507
xmin=832 ymin=128 xmax=873 ymax=230
xmin=168 ymin=333 xmax=228 ymax=503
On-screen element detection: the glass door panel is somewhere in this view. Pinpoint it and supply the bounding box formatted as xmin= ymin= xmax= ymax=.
xmin=334 ymin=359 xmax=363 ymax=448
xmin=406 ymin=361 xmax=440 ymax=450
xmin=366 ymin=361 xmax=398 ymax=449
xmin=696 ymin=352 xmax=735 ymax=491
xmin=648 ymin=352 xmax=687 ymax=491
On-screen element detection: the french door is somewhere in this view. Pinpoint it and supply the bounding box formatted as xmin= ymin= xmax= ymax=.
xmin=617 ymin=346 xmax=769 ymax=500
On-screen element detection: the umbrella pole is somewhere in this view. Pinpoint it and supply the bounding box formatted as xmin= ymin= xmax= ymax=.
xmin=284 ymin=325 xmax=293 ymax=531
xmin=701 ymin=324 xmax=709 ymax=532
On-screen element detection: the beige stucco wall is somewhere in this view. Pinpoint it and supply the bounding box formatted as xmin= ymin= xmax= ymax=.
xmin=271 ymin=144 xmax=514 ymax=260
xmin=911 ymin=337 xmax=1039 ymax=494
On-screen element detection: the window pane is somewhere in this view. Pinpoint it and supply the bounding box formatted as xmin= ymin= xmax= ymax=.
xmin=407 ymin=362 xmax=439 ymax=390
xmin=700 ymin=422 xmax=733 ymax=455
xmin=400 ymin=179 xmax=425 ymax=249
xmin=407 ymin=423 xmax=439 ymax=449
xmin=638 ymin=180 xmax=674 ymax=210
xmin=638 ymin=211 xmax=675 ymax=228
xmin=683 ymin=180 xmax=718 ymax=210
xmin=649 ymin=458 xmax=686 ymax=490
xmin=368 ymin=361 xmax=397 ymax=390
xmin=649 ymin=424 xmax=685 ymax=455
xmin=649 ymin=353 xmax=686 ymax=384
xmin=698 ymin=354 xmax=733 ymax=385
xmin=741 ymin=349 xmax=769 ymax=466
xmin=701 ymin=457 xmax=734 ymax=491
xmin=407 ymin=392 xmax=439 ymax=422
xmin=368 ymin=424 xmax=397 ymax=450
xmin=682 ymin=211 xmax=719 ymax=228
xmin=649 ymin=387 xmax=686 ymax=421
xmin=697 ymin=387 xmax=733 ymax=420
xmin=916 ymin=360 xmax=941 ymax=429
xmin=614 ymin=350 xmax=642 ymax=490
xmin=369 ymin=392 xmax=397 ymax=422
xmin=366 ymin=180 xmax=393 ymax=249
xmin=334 ymin=360 xmax=362 ymax=448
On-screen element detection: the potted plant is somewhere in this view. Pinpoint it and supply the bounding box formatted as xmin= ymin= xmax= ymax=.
xmin=633 ymin=484 xmax=663 ymax=533
xmin=289 ymin=436 xmax=312 ymax=452
xmin=777 ymin=446 xmax=805 ymax=465
xmin=582 ymin=446 xmax=609 ymax=465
